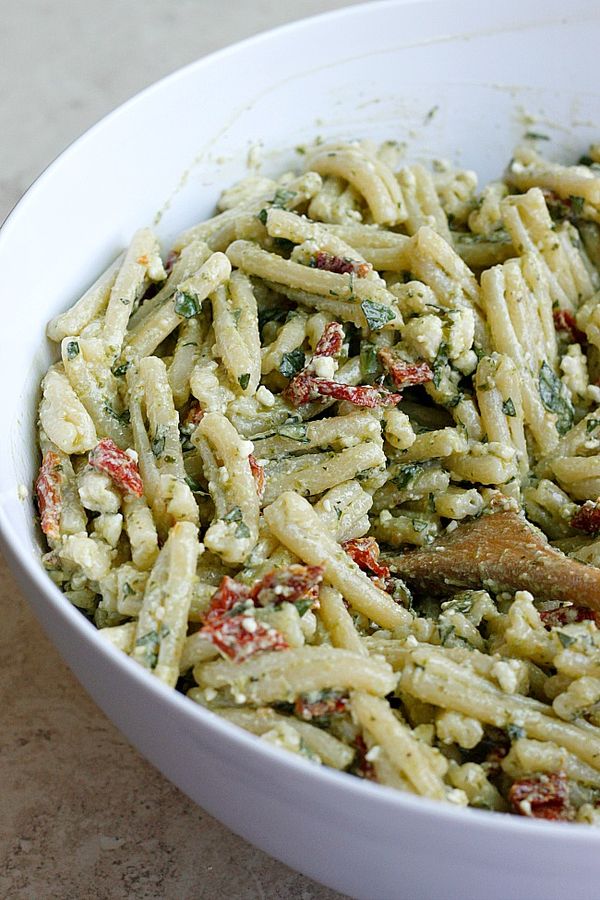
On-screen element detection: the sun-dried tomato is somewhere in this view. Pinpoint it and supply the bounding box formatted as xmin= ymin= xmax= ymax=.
xmin=553 ymin=309 xmax=586 ymax=345
xmin=165 ymin=250 xmax=179 ymax=274
xmin=352 ymin=734 xmax=376 ymax=780
xmin=248 ymin=454 xmax=265 ymax=500
xmin=314 ymin=252 xmax=371 ymax=278
xmin=202 ymin=576 xmax=251 ymax=626
xmin=201 ymin=615 xmax=289 ymax=662
xmin=182 ymin=400 xmax=204 ymax=428
xmin=571 ymin=501 xmax=600 ymax=534
xmin=540 ymin=605 xmax=600 ymax=629
xmin=284 ymin=373 xmax=401 ymax=408
xmin=251 ymin=563 xmax=324 ymax=609
xmin=35 ymin=451 xmax=63 ymax=541
xmin=509 ymin=772 xmax=574 ymax=821
xmin=378 ymin=348 xmax=433 ymax=389
xmin=294 ymin=691 xmax=349 ymax=722
xmin=342 ymin=537 xmax=391 ymax=583
xmin=88 ymin=438 xmax=143 ymax=497
xmin=313 ymin=321 xmax=345 ymax=358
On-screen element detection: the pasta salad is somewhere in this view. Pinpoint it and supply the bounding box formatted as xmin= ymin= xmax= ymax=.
xmin=35 ymin=134 xmax=600 ymax=822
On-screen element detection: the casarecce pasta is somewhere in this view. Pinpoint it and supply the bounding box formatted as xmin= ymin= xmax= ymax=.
xmin=36 ymin=134 xmax=600 ymax=822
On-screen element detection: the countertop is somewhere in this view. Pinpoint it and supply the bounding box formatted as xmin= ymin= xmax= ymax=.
xmin=0 ymin=2 xmax=365 ymax=897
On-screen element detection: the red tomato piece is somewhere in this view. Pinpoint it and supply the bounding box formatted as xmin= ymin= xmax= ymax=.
xmin=314 ymin=252 xmax=371 ymax=278
xmin=378 ymin=348 xmax=433 ymax=388
xmin=313 ymin=322 xmax=345 ymax=358
xmin=251 ymin=563 xmax=324 ymax=608
xmin=353 ymin=734 xmax=376 ymax=780
xmin=553 ymin=309 xmax=586 ymax=345
xmin=248 ymin=454 xmax=266 ymax=499
xmin=509 ymin=772 xmax=573 ymax=821
xmin=202 ymin=615 xmax=289 ymax=662
xmin=342 ymin=537 xmax=391 ymax=581
xmin=202 ymin=575 xmax=252 ymax=626
xmin=35 ymin=451 xmax=63 ymax=541
xmin=284 ymin=373 xmax=401 ymax=408
xmin=294 ymin=691 xmax=349 ymax=721
xmin=571 ymin=501 xmax=600 ymax=534
xmin=540 ymin=605 xmax=600 ymax=629
xmin=88 ymin=438 xmax=143 ymax=497
xmin=182 ymin=400 xmax=204 ymax=428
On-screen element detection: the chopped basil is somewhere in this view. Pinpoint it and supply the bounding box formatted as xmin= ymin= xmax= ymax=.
xmin=258 ymin=306 xmax=288 ymax=332
xmin=424 ymin=105 xmax=439 ymax=123
xmin=151 ymin=425 xmax=167 ymax=458
xmin=279 ymin=348 xmax=306 ymax=378
xmin=587 ymin=418 xmax=600 ymax=434
xmin=538 ymin=361 xmax=574 ymax=435
xmin=257 ymin=208 xmax=269 ymax=225
xmin=235 ymin=521 xmax=251 ymax=540
xmin=360 ymin=300 xmax=395 ymax=330
xmin=359 ymin=341 xmax=379 ymax=379
xmin=524 ymin=131 xmax=550 ymax=141
xmin=223 ymin=506 xmax=243 ymax=523
xmin=432 ymin=342 xmax=449 ymax=390
xmin=184 ymin=475 xmax=208 ymax=495
xmin=557 ymin=631 xmax=576 ymax=648
xmin=507 ymin=723 xmax=526 ymax=741
xmin=174 ymin=290 xmax=200 ymax=318
xmin=232 ymin=309 xmax=242 ymax=326
xmin=502 ymin=397 xmax=516 ymax=417
xmin=135 ymin=625 xmax=170 ymax=669
xmin=65 ymin=340 xmax=80 ymax=360
xmin=579 ymin=155 xmax=594 ymax=167
xmin=111 ymin=360 xmax=130 ymax=377
xmin=238 ymin=373 xmax=250 ymax=390
xmin=272 ymin=188 xmax=297 ymax=209
xmin=570 ymin=195 xmax=585 ymax=216
xmin=278 ymin=419 xmax=309 ymax=442
xmin=103 ymin=402 xmax=130 ymax=426
xmin=295 ymin=597 xmax=314 ymax=617
xmin=393 ymin=462 xmax=424 ymax=490
xmin=272 ymin=237 xmax=296 ymax=254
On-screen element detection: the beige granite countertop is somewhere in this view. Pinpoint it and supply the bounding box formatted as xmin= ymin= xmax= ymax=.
xmin=0 ymin=2 xmax=365 ymax=897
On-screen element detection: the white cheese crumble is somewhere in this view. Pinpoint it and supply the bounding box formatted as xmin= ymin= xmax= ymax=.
xmin=313 ymin=356 xmax=337 ymax=379
xmin=256 ymin=385 xmax=276 ymax=407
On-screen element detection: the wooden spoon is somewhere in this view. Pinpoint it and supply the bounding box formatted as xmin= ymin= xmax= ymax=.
xmin=387 ymin=509 xmax=600 ymax=610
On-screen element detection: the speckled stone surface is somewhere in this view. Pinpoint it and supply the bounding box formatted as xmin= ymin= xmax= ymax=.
xmin=0 ymin=3 xmax=366 ymax=897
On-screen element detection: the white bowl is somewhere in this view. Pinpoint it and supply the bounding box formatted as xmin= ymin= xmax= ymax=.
xmin=2 ymin=1 xmax=600 ymax=897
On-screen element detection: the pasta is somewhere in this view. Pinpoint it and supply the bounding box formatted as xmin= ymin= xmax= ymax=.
xmin=35 ymin=134 xmax=600 ymax=823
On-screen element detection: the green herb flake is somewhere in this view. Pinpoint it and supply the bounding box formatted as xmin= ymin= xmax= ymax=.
xmin=111 ymin=361 xmax=130 ymax=377
xmin=359 ymin=341 xmax=379 ymax=379
xmin=278 ymin=420 xmax=309 ymax=442
xmin=184 ymin=475 xmax=208 ymax=496
xmin=272 ymin=188 xmax=297 ymax=209
xmin=223 ymin=506 xmax=243 ymax=523
xmin=151 ymin=425 xmax=167 ymax=458
xmin=135 ymin=625 xmax=170 ymax=669
xmin=257 ymin=208 xmax=269 ymax=225
xmin=104 ymin=402 xmax=131 ymax=426
xmin=570 ymin=195 xmax=585 ymax=216
xmin=432 ymin=342 xmax=449 ymax=390
xmin=235 ymin=521 xmax=251 ymax=540
xmin=279 ymin=348 xmax=306 ymax=378
xmin=424 ymin=105 xmax=439 ymax=123
xmin=238 ymin=373 xmax=250 ymax=390
xmin=507 ymin=723 xmax=526 ymax=741
xmin=502 ymin=397 xmax=516 ymax=417
xmin=587 ymin=418 xmax=600 ymax=434
xmin=524 ymin=131 xmax=550 ymax=141
xmin=557 ymin=631 xmax=576 ymax=648
xmin=231 ymin=309 xmax=242 ymax=326
xmin=394 ymin=462 xmax=424 ymax=490
xmin=258 ymin=306 xmax=288 ymax=332
xmin=360 ymin=299 xmax=396 ymax=331
xmin=538 ymin=361 xmax=574 ymax=435
xmin=66 ymin=340 xmax=80 ymax=360
xmin=295 ymin=597 xmax=314 ymax=617
xmin=174 ymin=290 xmax=200 ymax=319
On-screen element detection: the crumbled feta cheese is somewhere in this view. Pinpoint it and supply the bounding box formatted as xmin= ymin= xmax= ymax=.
xmin=204 ymin=688 xmax=217 ymax=702
xmin=365 ymin=745 xmax=381 ymax=762
xmin=17 ymin=484 xmax=28 ymax=501
xmin=402 ymin=314 xmax=443 ymax=362
xmin=313 ymin=356 xmax=337 ymax=379
xmin=218 ymin=466 xmax=230 ymax=485
xmin=256 ymin=385 xmax=276 ymax=407
xmin=560 ymin=344 xmax=588 ymax=398
xmin=241 ymin=617 xmax=258 ymax=634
